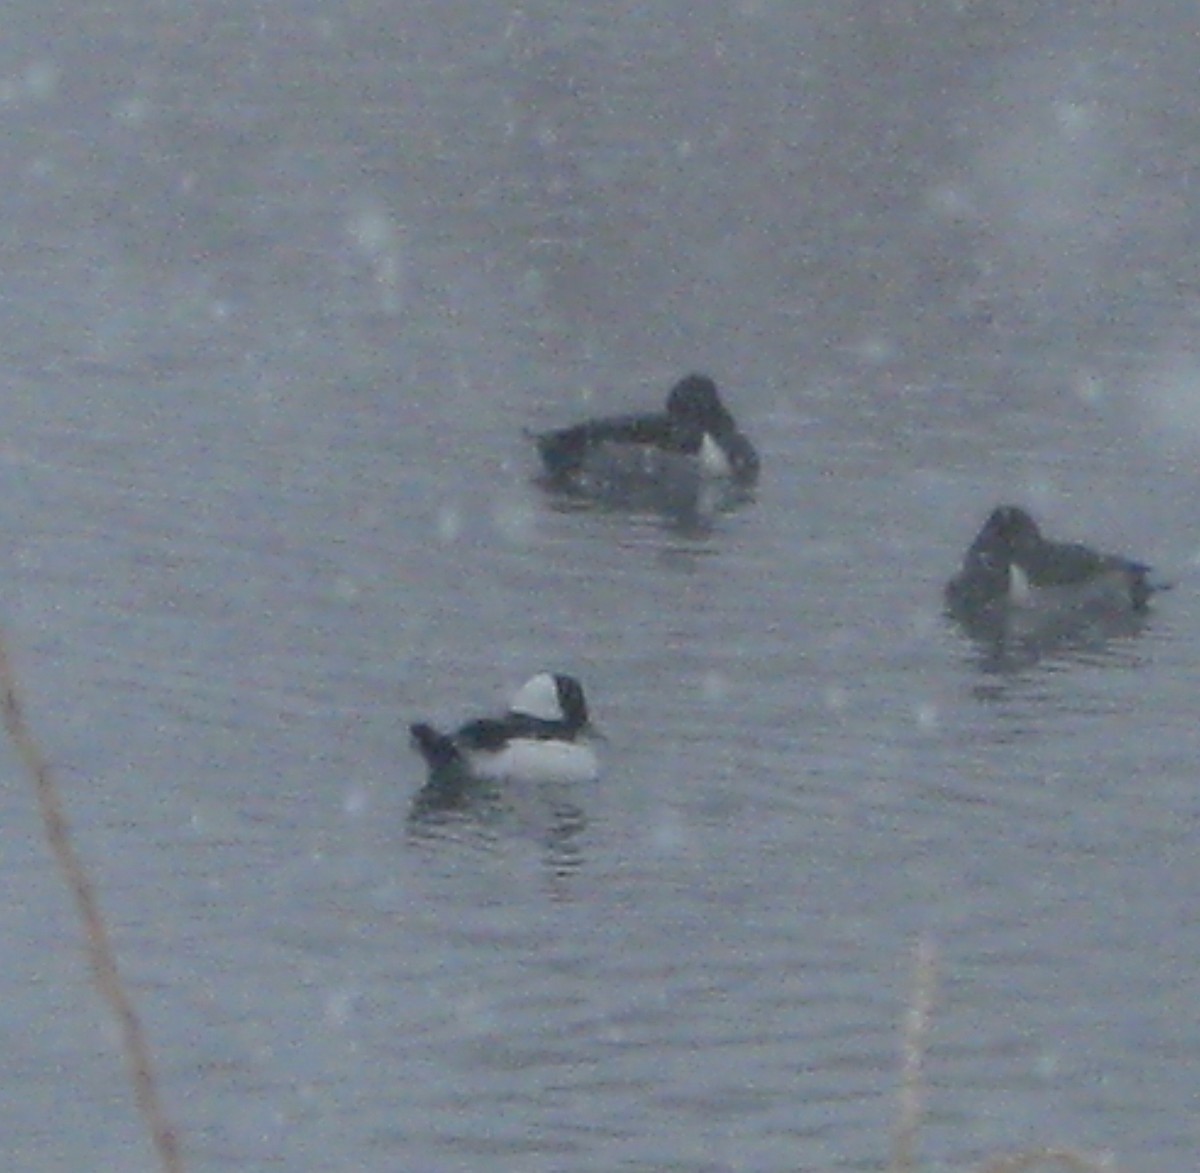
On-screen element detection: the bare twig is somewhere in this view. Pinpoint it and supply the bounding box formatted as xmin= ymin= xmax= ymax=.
xmin=0 ymin=635 xmax=183 ymax=1171
xmin=975 ymin=1147 xmax=1116 ymax=1172
xmin=891 ymin=933 xmax=938 ymax=1173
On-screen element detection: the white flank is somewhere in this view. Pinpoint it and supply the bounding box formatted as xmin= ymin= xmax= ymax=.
xmin=1008 ymin=562 xmax=1032 ymax=604
xmin=469 ymin=738 xmax=599 ymax=784
xmin=698 ymin=432 xmax=732 ymax=478
xmin=508 ymin=673 xmax=562 ymax=721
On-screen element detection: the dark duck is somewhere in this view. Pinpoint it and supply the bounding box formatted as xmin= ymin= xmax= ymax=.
xmin=946 ymin=505 xmax=1168 ymax=639
xmin=530 ymin=374 xmax=759 ymax=511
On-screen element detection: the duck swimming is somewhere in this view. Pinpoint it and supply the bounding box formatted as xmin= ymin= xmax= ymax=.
xmin=410 ymin=673 xmax=599 ymax=798
xmin=946 ymin=505 xmax=1167 ymax=637
xmin=530 ymin=373 xmax=759 ymax=508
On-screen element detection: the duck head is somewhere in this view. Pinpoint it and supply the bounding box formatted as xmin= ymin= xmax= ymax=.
xmin=665 ymin=375 xmax=735 ymax=436
xmin=508 ymin=672 xmax=592 ymax=736
xmin=974 ymin=505 xmax=1042 ymax=566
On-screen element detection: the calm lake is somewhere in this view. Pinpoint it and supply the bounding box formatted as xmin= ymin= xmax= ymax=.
xmin=1 ymin=5 xmax=1199 ymax=1171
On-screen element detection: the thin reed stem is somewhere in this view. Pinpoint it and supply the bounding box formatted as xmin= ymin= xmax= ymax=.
xmin=975 ymin=1148 xmax=1116 ymax=1172
xmin=891 ymin=933 xmax=937 ymax=1173
xmin=0 ymin=635 xmax=183 ymax=1172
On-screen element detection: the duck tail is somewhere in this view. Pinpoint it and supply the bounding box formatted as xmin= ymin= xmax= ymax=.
xmin=409 ymin=723 xmax=460 ymax=770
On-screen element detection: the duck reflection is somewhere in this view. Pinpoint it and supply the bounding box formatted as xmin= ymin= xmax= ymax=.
xmin=407 ymin=766 xmax=589 ymax=892
xmin=960 ymin=608 xmax=1152 ymax=675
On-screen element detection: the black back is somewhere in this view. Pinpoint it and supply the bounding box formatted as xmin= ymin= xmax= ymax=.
xmin=455 ymin=674 xmax=589 ymax=747
xmin=532 ymin=373 xmax=759 ymax=488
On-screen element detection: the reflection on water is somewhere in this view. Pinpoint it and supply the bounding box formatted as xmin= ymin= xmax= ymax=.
xmin=951 ymin=606 xmax=1154 ymax=675
xmin=408 ymin=778 xmax=590 ymax=897
xmin=535 ymin=474 xmax=758 ymax=537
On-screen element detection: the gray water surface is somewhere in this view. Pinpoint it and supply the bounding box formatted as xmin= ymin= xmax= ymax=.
xmin=2 ymin=6 xmax=1200 ymax=1172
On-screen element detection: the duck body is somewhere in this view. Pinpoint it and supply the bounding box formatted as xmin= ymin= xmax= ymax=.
xmin=946 ymin=505 xmax=1165 ymax=640
xmin=531 ymin=374 xmax=758 ymax=510
xmin=410 ymin=673 xmax=599 ymax=806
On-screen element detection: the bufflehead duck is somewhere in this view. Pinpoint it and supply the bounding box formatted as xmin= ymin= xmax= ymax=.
xmin=530 ymin=374 xmax=759 ymax=506
xmin=410 ymin=673 xmax=599 ymax=794
xmin=946 ymin=505 xmax=1166 ymax=633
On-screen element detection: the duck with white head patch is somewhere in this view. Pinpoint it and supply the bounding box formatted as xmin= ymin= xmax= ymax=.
xmin=530 ymin=373 xmax=759 ymax=511
xmin=946 ymin=505 xmax=1169 ymax=638
xmin=410 ymin=673 xmax=600 ymax=800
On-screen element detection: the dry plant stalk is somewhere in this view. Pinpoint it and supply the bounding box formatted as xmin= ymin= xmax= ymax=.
xmin=975 ymin=1149 xmax=1116 ymax=1172
xmin=891 ymin=932 xmax=937 ymax=1173
xmin=0 ymin=636 xmax=184 ymax=1172
xmin=890 ymin=935 xmax=1115 ymax=1173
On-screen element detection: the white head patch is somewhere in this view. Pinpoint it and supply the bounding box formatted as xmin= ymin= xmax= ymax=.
xmin=508 ymin=673 xmax=562 ymax=721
